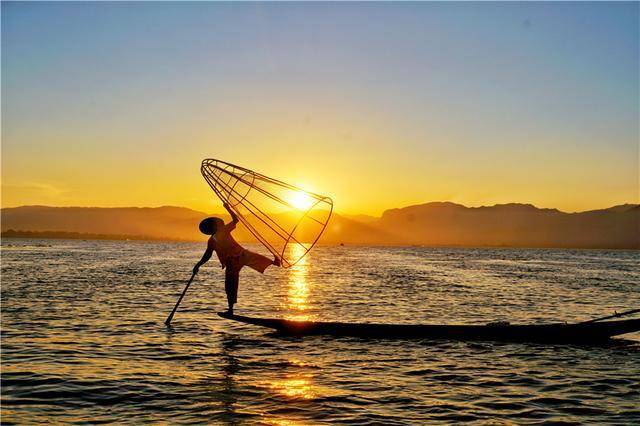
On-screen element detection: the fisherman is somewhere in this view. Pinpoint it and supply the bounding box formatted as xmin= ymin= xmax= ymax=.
xmin=193 ymin=203 xmax=280 ymax=314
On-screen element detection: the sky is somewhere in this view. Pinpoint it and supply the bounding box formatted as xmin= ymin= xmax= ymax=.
xmin=2 ymin=2 xmax=638 ymax=215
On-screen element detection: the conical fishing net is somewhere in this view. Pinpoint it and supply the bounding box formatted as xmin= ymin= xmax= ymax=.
xmin=201 ymin=158 xmax=333 ymax=268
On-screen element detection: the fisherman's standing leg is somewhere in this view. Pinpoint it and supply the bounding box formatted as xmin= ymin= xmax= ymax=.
xmin=225 ymin=257 xmax=241 ymax=314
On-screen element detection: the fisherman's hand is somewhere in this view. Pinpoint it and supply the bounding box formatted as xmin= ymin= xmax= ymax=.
xmin=224 ymin=203 xmax=239 ymax=223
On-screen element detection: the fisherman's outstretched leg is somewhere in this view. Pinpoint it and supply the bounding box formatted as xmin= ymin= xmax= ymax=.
xmin=242 ymin=250 xmax=279 ymax=273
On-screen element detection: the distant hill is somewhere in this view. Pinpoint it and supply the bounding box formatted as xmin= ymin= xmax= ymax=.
xmin=0 ymin=205 xmax=390 ymax=245
xmin=377 ymin=202 xmax=639 ymax=249
xmin=1 ymin=203 xmax=638 ymax=249
xmin=1 ymin=206 xmax=208 ymax=241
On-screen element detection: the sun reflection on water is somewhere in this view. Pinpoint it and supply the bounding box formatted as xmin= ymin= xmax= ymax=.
xmin=262 ymin=245 xmax=320 ymax=424
xmin=268 ymin=374 xmax=316 ymax=400
xmin=284 ymin=244 xmax=312 ymax=321
xmin=262 ymin=419 xmax=305 ymax=426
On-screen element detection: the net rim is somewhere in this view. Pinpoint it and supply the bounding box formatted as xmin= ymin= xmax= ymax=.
xmin=280 ymin=195 xmax=334 ymax=267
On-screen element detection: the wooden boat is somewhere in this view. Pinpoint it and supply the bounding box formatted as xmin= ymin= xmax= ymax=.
xmin=218 ymin=312 xmax=640 ymax=343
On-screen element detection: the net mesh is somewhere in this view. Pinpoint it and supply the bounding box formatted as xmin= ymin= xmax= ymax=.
xmin=201 ymin=158 xmax=333 ymax=268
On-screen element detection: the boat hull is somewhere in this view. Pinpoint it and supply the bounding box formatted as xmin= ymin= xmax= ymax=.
xmin=218 ymin=312 xmax=640 ymax=343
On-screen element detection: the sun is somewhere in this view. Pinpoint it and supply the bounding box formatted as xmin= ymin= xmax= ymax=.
xmin=288 ymin=191 xmax=315 ymax=211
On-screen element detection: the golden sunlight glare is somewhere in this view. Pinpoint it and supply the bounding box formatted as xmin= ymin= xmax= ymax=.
xmin=288 ymin=191 xmax=315 ymax=211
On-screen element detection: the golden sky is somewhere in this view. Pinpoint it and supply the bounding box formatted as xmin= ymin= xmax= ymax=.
xmin=2 ymin=3 xmax=638 ymax=215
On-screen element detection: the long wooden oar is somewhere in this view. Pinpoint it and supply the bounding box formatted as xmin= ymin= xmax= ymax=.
xmin=580 ymin=308 xmax=640 ymax=324
xmin=165 ymin=272 xmax=197 ymax=326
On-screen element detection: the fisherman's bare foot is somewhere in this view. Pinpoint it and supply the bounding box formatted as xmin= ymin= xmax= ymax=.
xmin=273 ymin=256 xmax=281 ymax=267
xmin=227 ymin=306 xmax=234 ymax=315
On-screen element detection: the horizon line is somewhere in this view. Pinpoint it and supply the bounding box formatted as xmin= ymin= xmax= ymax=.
xmin=1 ymin=201 xmax=638 ymax=217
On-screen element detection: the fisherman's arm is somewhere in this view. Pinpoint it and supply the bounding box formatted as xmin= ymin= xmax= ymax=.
xmin=223 ymin=203 xmax=239 ymax=229
xmin=193 ymin=240 xmax=215 ymax=274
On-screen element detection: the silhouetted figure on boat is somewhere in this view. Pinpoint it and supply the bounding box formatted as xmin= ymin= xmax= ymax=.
xmin=194 ymin=203 xmax=280 ymax=314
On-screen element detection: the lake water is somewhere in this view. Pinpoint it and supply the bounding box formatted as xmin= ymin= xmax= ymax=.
xmin=2 ymin=239 xmax=639 ymax=424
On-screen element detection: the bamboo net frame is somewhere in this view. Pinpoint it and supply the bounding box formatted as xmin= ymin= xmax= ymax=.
xmin=201 ymin=158 xmax=333 ymax=268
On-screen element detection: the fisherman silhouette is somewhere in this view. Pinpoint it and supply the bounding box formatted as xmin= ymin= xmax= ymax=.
xmin=193 ymin=203 xmax=281 ymax=314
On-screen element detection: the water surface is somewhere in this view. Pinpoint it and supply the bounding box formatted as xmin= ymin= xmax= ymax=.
xmin=2 ymin=239 xmax=639 ymax=424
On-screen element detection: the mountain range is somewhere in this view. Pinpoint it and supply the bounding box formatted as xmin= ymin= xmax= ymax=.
xmin=1 ymin=202 xmax=638 ymax=249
